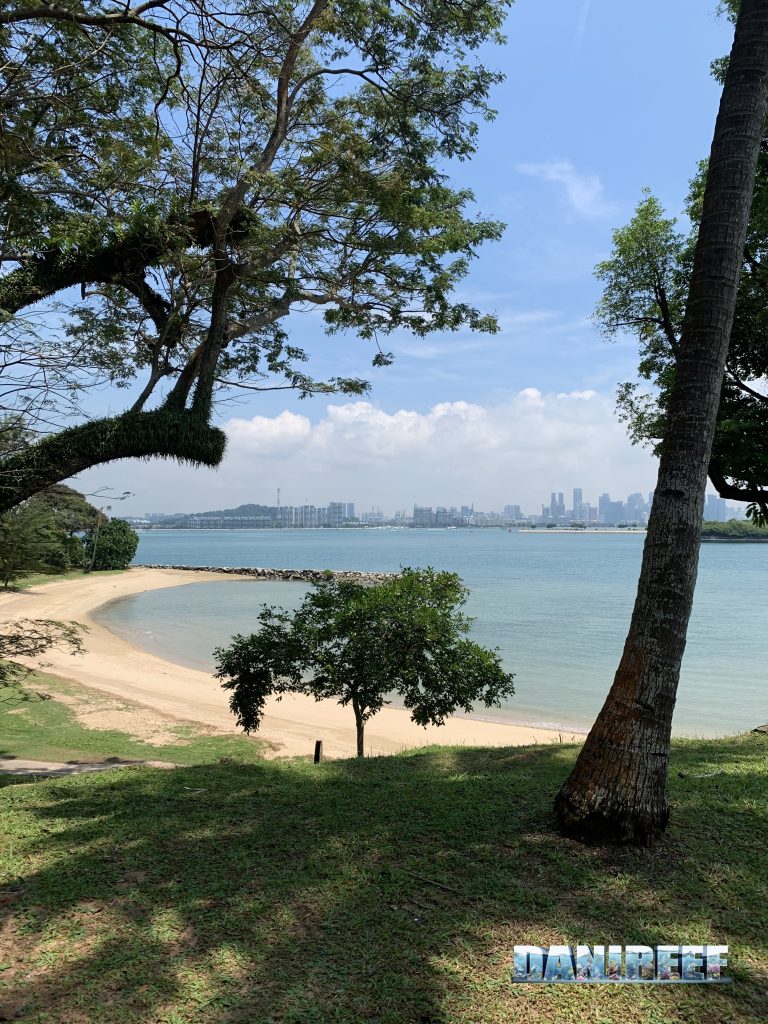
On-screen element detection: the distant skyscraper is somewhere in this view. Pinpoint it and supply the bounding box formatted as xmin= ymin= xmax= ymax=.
xmin=549 ymin=491 xmax=565 ymax=519
xmin=626 ymin=492 xmax=645 ymax=522
xmin=705 ymin=493 xmax=727 ymax=522
xmin=598 ymin=493 xmax=611 ymax=523
xmin=413 ymin=506 xmax=436 ymax=527
xmin=328 ymin=501 xmax=346 ymax=527
xmin=573 ymin=487 xmax=583 ymax=520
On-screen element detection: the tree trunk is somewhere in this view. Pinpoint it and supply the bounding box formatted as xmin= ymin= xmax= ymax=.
xmin=554 ymin=0 xmax=768 ymax=846
xmin=0 ymin=409 xmax=226 ymax=512
xmin=352 ymin=697 xmax=365 ymax=757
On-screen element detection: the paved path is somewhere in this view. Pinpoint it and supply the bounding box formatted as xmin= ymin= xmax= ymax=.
xmin=0 ymin=758 xmax=177 ymax=777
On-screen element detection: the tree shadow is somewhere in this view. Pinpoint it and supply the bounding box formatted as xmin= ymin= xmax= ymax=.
xmin=1 ymin=735 xmax=766 ymax=1023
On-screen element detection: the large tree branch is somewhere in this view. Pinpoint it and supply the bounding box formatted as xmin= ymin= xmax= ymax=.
xmin=118 ymin=274 xmax=172 ymax=334
xmin=0 ymin=3 xmax=197 ymax=48
xmin=727 ymin=367 xmax=768 ymax=402
xmin=708 ymin=459 xmax=768 ymax=514
xmin=219 ymin=0 xmax=330 ymax=223
xmin=0 ymin=213 xmax=213 ymax=316
xmin=0 ymin=408 xmax=226 ymax=512
xmin=190 ymin=254 xmax=236 ymax=417
xmin=652 ymin=279 xmax=680 ymax=352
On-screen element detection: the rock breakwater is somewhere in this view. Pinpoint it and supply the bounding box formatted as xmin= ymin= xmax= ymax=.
xmin=142 ymin=564 xmax=395 ymax=584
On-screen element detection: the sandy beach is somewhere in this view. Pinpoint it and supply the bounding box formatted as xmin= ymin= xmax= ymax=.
xmin=0 ymin=568 xmax=585 ymax=759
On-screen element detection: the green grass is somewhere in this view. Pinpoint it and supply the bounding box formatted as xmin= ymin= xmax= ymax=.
xmin=0 ymin=673 xmax=271 ymax=765
xmin=1 ymin=733 xmax=766 ymax=1023
xmin=5 ymin=568 xmax=126 ymax=591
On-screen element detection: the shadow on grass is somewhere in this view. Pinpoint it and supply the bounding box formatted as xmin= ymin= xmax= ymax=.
xmin=1 ymin=735 xmax=767 ymax=1024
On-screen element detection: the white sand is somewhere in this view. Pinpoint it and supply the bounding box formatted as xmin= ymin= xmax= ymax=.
xmin=0 ymin=568 xmax=585 ymax=759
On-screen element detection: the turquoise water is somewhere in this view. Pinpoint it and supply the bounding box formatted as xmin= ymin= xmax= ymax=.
xmin=93 ymin=529 xmax=768 ymax=737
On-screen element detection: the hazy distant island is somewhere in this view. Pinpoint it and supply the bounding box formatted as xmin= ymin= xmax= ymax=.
xmin=700 ymin=520 xmax=768 ymax=541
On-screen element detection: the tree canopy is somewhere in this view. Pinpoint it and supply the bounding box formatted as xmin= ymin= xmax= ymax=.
xmin=596 ymin=182 xmax=768 ymax=523
xmin=0 ymin=501 xmax=60 ymax=587
xmin=0 ymin=483 xmax=106 ymax=583
xmin=0 ymin=0 xmax=510 ymax=510
xmin=214 ymin=567 xmax=515 ymax=756
xmin=595 ymin=9 xmax=768 ymax=524
xmin=86 ymin=518 xmax=139 ymax=570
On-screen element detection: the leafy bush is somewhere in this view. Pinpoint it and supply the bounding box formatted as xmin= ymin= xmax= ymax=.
xmin=87 ymin=519 xmax=139 ymax=570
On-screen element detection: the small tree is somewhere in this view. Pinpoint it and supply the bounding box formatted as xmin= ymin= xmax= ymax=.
xmin=86 ymin=519 xmax=139 ymax=571
xmin=214 ymin=568 xmax=515 ymax=757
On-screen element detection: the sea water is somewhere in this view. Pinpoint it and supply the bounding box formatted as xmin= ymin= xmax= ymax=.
xmin=91 ymin=529 xmax=768 ymax=737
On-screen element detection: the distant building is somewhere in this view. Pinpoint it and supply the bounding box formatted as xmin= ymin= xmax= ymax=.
xmin=626 ymin=492 xmax=645 ymax=523
xmin=360 ymin=509 xmax=384 ymax=524
xmin=705 ymin=493 xmax=728 ymax=522
xmin=413 ymin=506 xmax=436 ymax=527
xmin=572 ymin=487 xmax=583 ymax=520
xmin=605 ymin=500 xmax=626 ymax=525
xmin=328 ymin=502 xmax=346 ymax=527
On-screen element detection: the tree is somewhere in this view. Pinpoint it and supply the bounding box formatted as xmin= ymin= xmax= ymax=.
xmin=86 ymin=518 xmax=139 ymax=570
xmin=596 ymin=13 xmax=768 ymax=523
xmin=31 ymin=485 xmax=104 ymax=538
xmin=0 ymin=501 xmax=60 ymax=588
xmin=214 ymin=568 xmax=515 ymax=757
xmin=554 ymin=0 xmax=768 ymax=845
xmin=0 ymin=1 xmax=510 ymax=511
xmin=21 ymin=485 xmax=106 ymax=570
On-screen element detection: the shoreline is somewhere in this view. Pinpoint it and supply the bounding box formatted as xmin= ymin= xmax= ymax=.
xmin=0 ymin=568 xmax=586 ymax=759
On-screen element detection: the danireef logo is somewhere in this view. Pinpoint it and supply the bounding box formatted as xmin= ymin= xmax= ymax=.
xmin=512 ymin=945 xmax=730 ymax=983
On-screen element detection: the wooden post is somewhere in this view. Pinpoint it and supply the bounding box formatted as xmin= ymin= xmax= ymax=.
xmin=313 ymin=740 xmax=323 ymax=764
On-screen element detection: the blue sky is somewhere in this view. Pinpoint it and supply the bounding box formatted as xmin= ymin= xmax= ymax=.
xmin=76 ymin=0 xmax=735 ymax=517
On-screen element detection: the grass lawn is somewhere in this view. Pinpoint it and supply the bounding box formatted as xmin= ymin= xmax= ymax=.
xmin=0 ymin=673 xmax=271 ymax=767
xmin=1 ymin=731 xmax=766 ymax=1023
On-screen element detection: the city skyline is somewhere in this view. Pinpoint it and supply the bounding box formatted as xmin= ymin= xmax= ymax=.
xmin=131 ymin=484 xmax=744 ymax=528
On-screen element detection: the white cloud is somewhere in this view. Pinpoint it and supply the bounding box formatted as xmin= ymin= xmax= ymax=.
xmin=74 ymin=391 xmax=658 ymax=515
xmin=225 ymin=410 xmax=312 ymax=457
xmin=212 ymin=392 xmax=656 ymax=511
xmin=516 ymin=160 xmax=615 ymax=218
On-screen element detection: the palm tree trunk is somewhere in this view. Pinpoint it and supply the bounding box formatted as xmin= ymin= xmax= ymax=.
xmin=554 ymin=0 xmax=768 ymax=846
